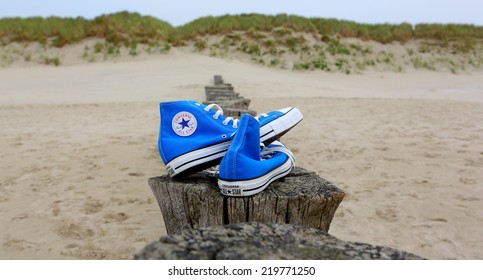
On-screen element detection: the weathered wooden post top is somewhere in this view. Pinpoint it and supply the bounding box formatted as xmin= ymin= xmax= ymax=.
xmin=149 ymin=167 xmax=345 ymax=235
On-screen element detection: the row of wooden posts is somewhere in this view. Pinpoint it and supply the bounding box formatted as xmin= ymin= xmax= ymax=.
xmin=203 ymin=74 xmax=257 ymax=117
xmin=136 ymin=75 xmax=423 ymax=260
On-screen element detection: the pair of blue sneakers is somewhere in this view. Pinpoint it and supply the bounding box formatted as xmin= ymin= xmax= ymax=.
xmin=157 ymin=100 xmax=302 ymax=196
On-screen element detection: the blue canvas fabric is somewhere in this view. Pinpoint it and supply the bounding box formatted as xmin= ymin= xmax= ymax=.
xmin=219 ymin=114 xmax=289 ymax=181
xmin=158 ymin=100 xmax=235 ymax=163
xmin=257 ymin=110 xmax=284 ymax=127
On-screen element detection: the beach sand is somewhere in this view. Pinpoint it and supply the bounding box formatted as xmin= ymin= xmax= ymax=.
xmin=1 ymin=50 xmax=482 ymax=259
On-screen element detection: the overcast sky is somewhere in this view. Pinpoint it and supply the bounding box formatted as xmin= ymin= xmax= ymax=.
xmin=1 ymin=0 xmax=482 ymax=26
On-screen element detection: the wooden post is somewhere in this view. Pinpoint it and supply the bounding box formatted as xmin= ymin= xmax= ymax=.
xmin=214 ymin=74 xmax=224 ymax=85
xmin=148 ymin=167 xmax=345 ymax=235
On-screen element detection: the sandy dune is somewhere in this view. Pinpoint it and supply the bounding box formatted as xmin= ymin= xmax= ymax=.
xmin=1 ymin=50 xmax=482 ymax=259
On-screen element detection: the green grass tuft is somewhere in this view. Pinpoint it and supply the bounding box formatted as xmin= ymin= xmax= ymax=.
xmin=2 ymin=12 xmax=483 ymax=47
xmin=0 ymin=11 xmax=173 ymax=46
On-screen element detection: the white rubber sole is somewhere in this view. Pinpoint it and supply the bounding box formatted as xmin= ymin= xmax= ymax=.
xmin=217 ymin=159 xmax=293 ymax=196
xmin=260 ymin=107 xmax=303 ymax=144
xmin=165 ymin=141 xmax=231 ymax=177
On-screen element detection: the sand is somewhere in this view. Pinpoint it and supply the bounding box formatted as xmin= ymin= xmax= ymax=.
xmin=1 ymin=49 xmax=482 ymax=259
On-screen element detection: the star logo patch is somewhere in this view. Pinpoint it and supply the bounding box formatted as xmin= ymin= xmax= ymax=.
xmin=172 ymin=111 xmax=197 ymax=137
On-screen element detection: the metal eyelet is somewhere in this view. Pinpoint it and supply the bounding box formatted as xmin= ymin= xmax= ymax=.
xmin=222 ymin=134 xmax=227 ymax=138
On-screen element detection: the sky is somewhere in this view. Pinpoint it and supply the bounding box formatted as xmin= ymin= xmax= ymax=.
xmin=1 ymin=0 xmax=482 ymax=26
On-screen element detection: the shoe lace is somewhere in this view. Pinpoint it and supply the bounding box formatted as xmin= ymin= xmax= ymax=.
xmin=260 ymin=141 xmax=295 ymax=163
xmin=255 ymin=113 xmax=268 ymax=120
xmin=204 ymin=103 xmax=239 ymax=128
xmin=202 ymin=165 xmax=220 ymax=177
xmin=204 ymin=104 xmax=271 ymax=129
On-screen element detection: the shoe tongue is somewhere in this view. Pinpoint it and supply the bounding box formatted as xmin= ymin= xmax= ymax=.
xmin=239 ymin=114 xmax=260 ymax=160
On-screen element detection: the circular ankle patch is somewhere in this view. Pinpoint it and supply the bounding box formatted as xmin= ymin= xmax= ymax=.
xmin=172 ymin=111 xmax=197 ymax=136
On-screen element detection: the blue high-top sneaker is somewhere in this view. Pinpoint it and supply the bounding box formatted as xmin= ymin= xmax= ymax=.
xmin=218 ymin=114 xmax=295 ymax=196
xmin=158 ymin=100 xmax=302 ymax=178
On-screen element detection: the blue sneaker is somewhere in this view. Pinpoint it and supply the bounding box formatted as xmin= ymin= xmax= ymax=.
xmin=158 ymin=100 xmax=302 ymax=178
xmin=218 ymin=114 xmax=295 ymax=196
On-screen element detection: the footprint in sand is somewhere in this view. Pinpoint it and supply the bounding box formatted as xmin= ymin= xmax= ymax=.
xmin=83 ymin=199 xmax=104 ymax=214
xmin=11 ymin=213 xmax=29 ymax=221
xmin=456 ymin=195 xmax=480 ymax=202
xmin=50 ymin=200 xmax=63 ymax=217
xmin=375 ymin=208 xmax=398 ymax=223
xmin=128 ymin=172 xmax=145 ymax=177
xmin=429 ymin=218 xmax=448 ymax=222
xmin=61 ymin=243 xmax=108 ymax=260
xmin=65 ymin=243 xmax=80 ymax=249
xmin=459 ymin=177 xmax=477 ymax=185
xmin=55 ymin=222 xmax=95 ymax=240
xmin=423 ymin=152 xmax=442 ymax=159
xmin=103 ymin=212 xmax=129 ymax=223
xmin=3 ymin=235 xmax=36 ymax=251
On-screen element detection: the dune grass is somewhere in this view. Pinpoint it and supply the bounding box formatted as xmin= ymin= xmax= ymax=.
xmin=1 ymin=12 xmax=483 ymax=72
xmin=0 ymin=11 xmax=173 ymax=47
xmin=2 ymin=12 xmax=483 ymax=47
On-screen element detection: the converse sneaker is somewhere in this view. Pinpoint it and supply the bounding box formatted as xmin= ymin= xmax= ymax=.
xmin=158 ymin=100 xmax=302 ymax=178
xmin=218 ymin=114 xmax=295 ymax=197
